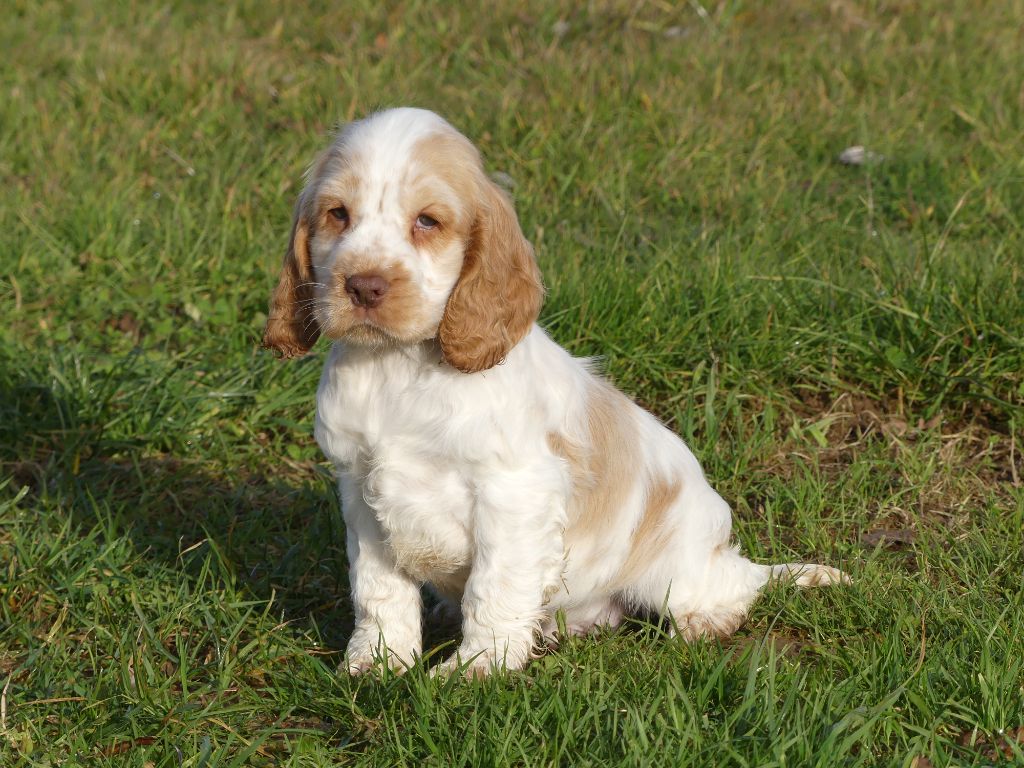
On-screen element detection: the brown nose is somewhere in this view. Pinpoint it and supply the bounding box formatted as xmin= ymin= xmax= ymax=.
xmin=345 ymin=273 xmax=390 ymax=308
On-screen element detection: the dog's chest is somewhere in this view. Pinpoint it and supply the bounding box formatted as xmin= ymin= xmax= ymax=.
xmin=316 ymin=344 xmax=504 ymax=587
xmin=360 ymin=445 xmax=474 ymax=586
xmin=320 ymin=385 xmax=476 ymax=584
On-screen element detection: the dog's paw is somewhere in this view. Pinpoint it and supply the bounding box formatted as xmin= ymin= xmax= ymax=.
xmin=344 ymin=654 xmax=378 ymax=676
xmin=430 ymin=646 xmax=524 ymax=680
xmin=430 ymin=654 xmax=493 ymax=680
xmin=668 ymin=609 xmax=747 ymax=641
xmin=343 ymin=628 xmax=419 ymax=676
xmin=343 ymin=649 xmax=417 ymax=676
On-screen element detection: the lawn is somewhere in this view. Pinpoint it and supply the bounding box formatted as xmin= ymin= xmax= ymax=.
xmin=2 ymin=1 xmax=1023 ymax=765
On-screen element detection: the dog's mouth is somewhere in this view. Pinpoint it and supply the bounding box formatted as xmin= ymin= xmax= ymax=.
xmin=341 ymin=323 xmax=404 ymax=347
xmin=346 ymin=308 xmax=399 ymax=341
xmin=320 ymin=302 xmax=387 ymax=337
xmin=317 ymin=293 xmax=432 ymax=348
xmin=347 ymin=299 xmax=404 ymax=334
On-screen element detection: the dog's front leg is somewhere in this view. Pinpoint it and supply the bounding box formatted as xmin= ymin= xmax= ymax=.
xmin=437 ymin=467 xmax=565 ymax=678
xmin=339 ymin=474 xmax=422 ymax=674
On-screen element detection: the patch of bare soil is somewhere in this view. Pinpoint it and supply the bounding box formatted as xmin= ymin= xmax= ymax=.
xmin=751 ymin=390 xmax=1021 ymax=559
xmin=957 ymin=726 xmax=1024 ymax=763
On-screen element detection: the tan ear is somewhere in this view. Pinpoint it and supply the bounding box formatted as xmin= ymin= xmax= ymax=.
xmin=438 ymin=181 xmax=544 ymax=373
xmin=261 ymin=201 xmax=320 ymax=358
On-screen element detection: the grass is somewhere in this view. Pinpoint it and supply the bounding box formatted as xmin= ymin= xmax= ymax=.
xmin=2 ymin=0 xmax=1023 ymax=764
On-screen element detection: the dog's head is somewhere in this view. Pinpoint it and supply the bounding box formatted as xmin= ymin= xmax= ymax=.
xmin=262 ymin=108 xmax=543 ymax=373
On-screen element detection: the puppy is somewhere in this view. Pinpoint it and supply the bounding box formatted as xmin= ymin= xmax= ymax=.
xmin=263 ymin=108 xmax=847 ymax=677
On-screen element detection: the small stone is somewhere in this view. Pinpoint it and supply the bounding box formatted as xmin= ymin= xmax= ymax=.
xmin=838 ymin=145 xmax=884 ymax=165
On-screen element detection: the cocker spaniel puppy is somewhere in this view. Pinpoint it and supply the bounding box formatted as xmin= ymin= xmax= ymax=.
xmin=263 ymin=108 xmax=847 ymax=677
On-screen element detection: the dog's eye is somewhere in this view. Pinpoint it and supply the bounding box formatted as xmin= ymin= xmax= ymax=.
xmin=415 ymin=213 xmax=439 ymax=229
xmin=328 ymin=206 xmax=349 ymax=223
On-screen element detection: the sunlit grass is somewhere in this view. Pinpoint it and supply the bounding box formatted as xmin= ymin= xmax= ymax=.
xmin=1 ymin=1 xmax=1022 ymax=765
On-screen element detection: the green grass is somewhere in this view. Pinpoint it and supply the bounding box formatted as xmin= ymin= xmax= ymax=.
xmin=2 ymin=0 xmax=1023 ymax=765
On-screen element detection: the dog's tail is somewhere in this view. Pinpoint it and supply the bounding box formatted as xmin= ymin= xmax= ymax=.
xmin=763 ymin=562 xmax=851 ymax=587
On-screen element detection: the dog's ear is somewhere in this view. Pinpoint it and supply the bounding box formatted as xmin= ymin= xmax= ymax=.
xmin=438 ymin=180 xmax=543 ymax=373
xmin=262 ymin=198 xmax=320 ymax=358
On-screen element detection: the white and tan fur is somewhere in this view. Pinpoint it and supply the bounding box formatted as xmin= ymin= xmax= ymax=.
xmin=263 ymin=108 xmax=847 ymax=677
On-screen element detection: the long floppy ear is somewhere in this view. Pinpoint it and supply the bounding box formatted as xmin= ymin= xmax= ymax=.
xmin=438 ymin=181 xmax=544 ymax=373
xmin=261 ymin=199 xmax=320 ymax=358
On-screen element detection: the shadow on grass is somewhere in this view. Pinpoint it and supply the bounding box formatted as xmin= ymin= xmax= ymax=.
xmin=1 ymin=353 xmax=469 ymax=678
xmin=1 ymin=367 xmax=366 ymax=654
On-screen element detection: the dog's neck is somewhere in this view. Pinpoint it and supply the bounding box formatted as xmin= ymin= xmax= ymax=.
xmin=334 ymin=336 xmax=446 ymax=371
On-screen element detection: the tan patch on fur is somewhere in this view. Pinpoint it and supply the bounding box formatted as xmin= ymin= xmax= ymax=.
xmin=553 ymin=382 xmax=642 ymax=551
xmin=262 ymin=203 xmax=321 ymax=358
xmin=408 ymin=131 xmax=544 ymax=374
xmin=262 ymin=145 xmax=352 ymax=359
xmin=314 ymin=170 xmax=363 ymax=222
xmin=671 ymin=610 xmax=745 ymax=641
xmin=412 ymin=208 xmax=464 ymax=257
xmin=407 ymin=132 xmax=480 ymax=208
xmin=613 ymin=476 xmax=682 ymax=589
xmin=392 ymin=541 xmax=468 ymax=585
xmin=403 ymin=132 xmax=481 ymax=260
xmin=437 ymin=176 xmax=543 ymax=373
xmin=427 ymin=567 xmax=471 ymax=600
xmin=546 ymin=432 xmax=585 ymax=479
